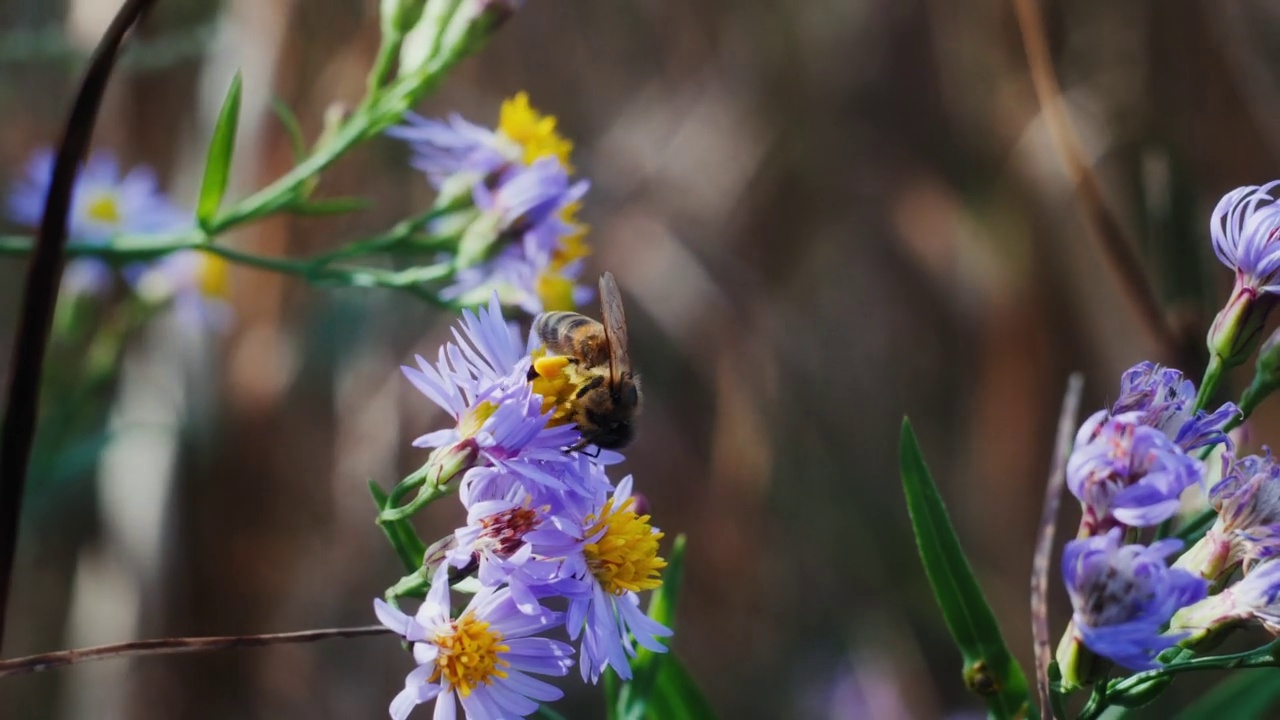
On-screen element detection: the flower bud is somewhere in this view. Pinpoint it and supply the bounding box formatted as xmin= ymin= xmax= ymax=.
xmin=381 ymin=0 xmax=428 ymax=37
xmin=1207 ymin=281 xmax=1276 ymax=369
xmin=425 ymin=437 xmax=479 ymax=489
xmin=437 ymin=0 xmax=520 ymax=61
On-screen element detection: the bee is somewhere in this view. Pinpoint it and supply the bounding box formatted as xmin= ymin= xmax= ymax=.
xmin=532 ymin=272 xmax=641 ymax=450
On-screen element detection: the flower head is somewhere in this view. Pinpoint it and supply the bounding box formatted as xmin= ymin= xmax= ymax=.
xmin=374 ymin=564 xmax=574 ymax=720
xmin=1062 ymin=530 xmax=1207 ymax=671
xmin=561 ymin=476 xmax=672 ymax=682
xmin=1068 ymin=412 xmax=1204 ymax=533
xmin=1180 ymin=451 xmax=1280 ymax=580
xmin=1211 ymin=182 xmax=1280 ymax=293
xmin=1111 ymin=361 xmax=1238 ymax=452
xmin=132 ymin=249 xmax=233 ymax=329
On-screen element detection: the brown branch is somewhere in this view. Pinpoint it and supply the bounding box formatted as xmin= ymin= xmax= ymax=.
xmin=0 ymin=625 xmax=391 ymax=680
xmin=1011 ymin=0 xmax=1179 ymax=360
xmin=0 ymin=0 xmax=160 ymax=653
xmin=1031 ymin=372 xmax=1083 ymax=718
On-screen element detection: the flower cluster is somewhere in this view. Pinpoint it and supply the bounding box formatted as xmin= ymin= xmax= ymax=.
xmin=7 ymin=148 xmax=230 ymax=327
xmin=375 ymin=296 xmax=670 ymax=720
xmin=388 ymin=92 xmax=592 ymax=315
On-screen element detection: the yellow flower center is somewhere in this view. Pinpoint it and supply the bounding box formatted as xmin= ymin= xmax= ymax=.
xmin=429 ymin=613 xmax=510 ymax=697
xmin=528 ymin=350 xmax=586 ymax=424
xmin=498 ymin=92 xmax=574 ymax=171
xmin=197 ymin=251 xmax=230 ymax=299
xmin=583 ymin=496 xmax=666 ymax=595
xmin=459 ymin=401 xmax=499 ymax=438
xmin=84 ymin=193 xmax=122 ymax=224
xmin=536 ymin=272 xmax=578 ymax=313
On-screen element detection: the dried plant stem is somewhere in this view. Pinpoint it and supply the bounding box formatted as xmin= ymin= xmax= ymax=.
xmin=0 ymin=0 xmax=159 ymax=654
xmin=0 ymin=625 xmax=391 ymax=680
xmin=1031 ymin=372 xmax=1083 ymax=718
xmin=1012 ymin=0 xmax=1179 ymax=359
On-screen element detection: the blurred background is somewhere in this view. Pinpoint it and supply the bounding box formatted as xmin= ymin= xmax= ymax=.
xmin=2 ymin=0 xmax=1280 ymax=718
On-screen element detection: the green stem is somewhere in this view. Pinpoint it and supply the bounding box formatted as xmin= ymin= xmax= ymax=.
xmin=1194 ymin=354 xmax=1225 ymax=414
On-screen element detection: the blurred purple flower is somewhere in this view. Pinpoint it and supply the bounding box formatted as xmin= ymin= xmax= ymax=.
xmin=1063 ymin=529 xmax=1206 ymax=670
xmin=374 ymin=563 xmax=573 ymax=720
xmin=1068 ymin=411 xmax=1204 ymax=533
xmin=8 ymin=148 xmax=190 ymax=297
xmin=386 ymin=112 xmax=513 ymax=187
xmin=1111 ymin=361 xmax=1239 ymax=451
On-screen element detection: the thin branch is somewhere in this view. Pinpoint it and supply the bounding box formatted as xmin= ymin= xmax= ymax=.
xmin=0 ymin=0 xmax=159 ymax=654
xmin=1011 ymin=0 xmax=1179 ymax=360
xmin=1031 ymin=372 xmax=1083 ymax=719
xmin=0 ymin=625 xmax=391 ymax=680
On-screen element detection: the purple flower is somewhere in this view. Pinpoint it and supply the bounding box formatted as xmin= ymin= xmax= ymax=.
xmin=560 ymin=476 xmax=672 ymax=682
xmin=1211 ymin=181 xmax=1280 ymax=293
xmin=1063 ymin=529 xmax=1207 ymax=670
xmin=132 ymin=249 xmax=233 ymax=330
xmin=1111 ymin=361 xmax=1239 ymax=452
xmin=1179 ymin=451 xmax=1280 ymax=578
xmin=374 ymin=563 xmax=574 ymax=720
xmin=8 ymin=149 xmax=190 ymax=297
xmin=1068 ymin=412 xmax=1204 ymax=533
xmin=472 ymin=157 xmax=588 ymax=239
xmin=386 ymin=112 xmax=514 ymax=187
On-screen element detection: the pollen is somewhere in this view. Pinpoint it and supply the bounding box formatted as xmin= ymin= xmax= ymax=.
xmin=85 ymin=193 xmax=122 ymax=224
xmin=428 ymin=613 xmax=510 ymax=697
xmin=528 ymin=350 xmax=583 ymax=425
xmin=498 ymin=92 xmax=574 ymax=171
xmin=583 ymin=496 xmax=667 ymax=595
xmin=459 ymin=401 xmax=499 ymax=438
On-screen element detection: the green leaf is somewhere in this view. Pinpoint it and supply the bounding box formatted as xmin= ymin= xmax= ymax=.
xmin=900 ymin=418 xmax=1034 ymax=719
xmin=644 ymin=654 xmax=716 ymax=720
xmin=617 ymin=535 xmax=685 ymax=718
xmin=270 ymin=97 xmax=307 ymax=161
xmin=368 ymin=480 xmax=426 ymax=572
xmin=287 ymin=197 xmax=372 ymax=216
xmin=1174 ymin=670 xmax=1280 ymax=720
xmin=196 ymin=72 xmax=243 ymax=226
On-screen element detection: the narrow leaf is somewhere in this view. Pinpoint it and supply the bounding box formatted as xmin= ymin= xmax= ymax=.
xmin=1174 ymin=670 xmax=1280 ymax=720
xmin=196 ymin=72 xmax=243 ymax=225
xmin=619 ymin=534 xmax=686 ymax=719
xmin=645 ymin=654 xmax=715 ymax=720
xmin=270 ymin=97 xmax=307 ymax=161
xmin=900 ymin=418 xmax=1035 ymax=719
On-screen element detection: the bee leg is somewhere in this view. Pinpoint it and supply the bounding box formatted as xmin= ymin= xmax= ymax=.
xmin=566 ymin=436 xmax=593 ymax=454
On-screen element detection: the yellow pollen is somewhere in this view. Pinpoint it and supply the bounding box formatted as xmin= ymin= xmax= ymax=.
xmin=460 ymin=401 xmax=499 ymax=438
xmin=528 ymin=350 xmax=586 ymax=424
xmin=498 ymin=92 xmax=574 ymax=171
xmin=583 ymin=496 xmax=667 ymax=595
xmin=85 ymin=193 xmax=122 ymax=224
xmin=429 ymin=613 xmax=510 ymax=697
xmin=197 ymin=251 xmax=230 ymax=299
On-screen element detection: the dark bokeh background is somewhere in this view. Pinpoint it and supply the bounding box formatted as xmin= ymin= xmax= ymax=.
xmin=3 ymin=0 xmax=1280 ymax=718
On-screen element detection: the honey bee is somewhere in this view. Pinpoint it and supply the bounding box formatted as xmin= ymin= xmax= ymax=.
xmin=532 ymin=272 xmax=641 ymax=450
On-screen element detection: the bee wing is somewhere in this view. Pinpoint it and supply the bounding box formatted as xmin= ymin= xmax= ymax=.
xmin=599 ymin=272 xmax=631 ymax=382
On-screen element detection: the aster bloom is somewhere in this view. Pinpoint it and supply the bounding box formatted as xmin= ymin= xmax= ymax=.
xmin=386 ymin=112 xmax=513 ymax=187
xmin=1170 ymin=558 xmax=1280 ymax=644
xmin=8 ymin=149 xmax=190 ymax=296
xmin=560 ymin=475 xmax=673 ymax=682
xmin=1067 ymin=411 xmax=1204 ymax=534
xmin=1207 ymin=181 xmax=1280 ymax=365
xmin=1111 ymin=361 xmax=1239 ymax=452
xmin=131 ymin=249 xmax=233 ymax=329
xmin=1060 ymin=529 xmax=1207 ymax=673
xmin=374 ymin=564 xmax=574 ymax=720
xmin=1177 ymin=451 xmax=1280 ymax=580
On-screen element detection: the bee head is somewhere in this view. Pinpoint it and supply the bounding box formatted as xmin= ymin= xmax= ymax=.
xmin=575 ymin=374 xmax=640 ymax=449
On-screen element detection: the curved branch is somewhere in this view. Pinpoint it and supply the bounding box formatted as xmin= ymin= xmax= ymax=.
xmin=1011 ymin=0 xmax=1179 ymax=359
xmin=0 ymin=625 xmax=391 ymax=680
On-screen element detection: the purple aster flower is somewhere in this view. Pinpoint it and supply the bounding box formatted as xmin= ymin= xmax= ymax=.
xmin=8 ymin=148 xmax=190 ymax=297
xmin=1171 ymin=558 xmax=1280 ymax=643
xmin=1061 ymin=529 xmax=1207 ymax=671
xmin=374 ymin=563 xmax=574 ymax=720
xmin=1111 ymin=361 xmax=1239 ymax=452
xmin=386 ymin=112 xmax=515 ymax=187
xmin=1207 ymin=182 xmax=1280 ymax=365
xmin=447 ymin=479 xmax=588 ymax=614
xmin=1179 ymin=451 xmax=1280 ymax=580
xmin=1068 ymin=411 xmax=1204 ymax=533
xmin=131 ymin=249 xmax=233 ymax=330
xmin=560 ymin=475 xmax=672 ymax=682
xmin=472 ymin=157 xmax=588 ymax=239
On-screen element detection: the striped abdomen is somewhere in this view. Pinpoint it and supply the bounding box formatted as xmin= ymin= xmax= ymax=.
xmin=533 ymin=312 xmax=609 ymax=367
